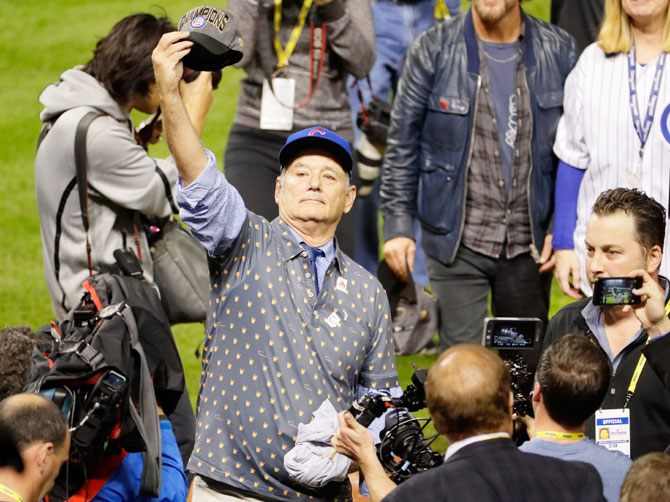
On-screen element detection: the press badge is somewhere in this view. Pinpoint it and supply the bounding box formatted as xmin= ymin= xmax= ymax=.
xmin=595 ymin=408 xmax=631 ymax=457
xmin=260 ymin=78 xmax=295 ymax=130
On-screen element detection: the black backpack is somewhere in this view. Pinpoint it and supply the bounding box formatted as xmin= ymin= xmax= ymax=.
xmin=27 ymin=274 xmax=165 ymax=500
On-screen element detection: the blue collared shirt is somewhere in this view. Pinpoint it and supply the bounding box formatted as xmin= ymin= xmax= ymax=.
xmin=287 ymin=227 xmax=336 ymax=295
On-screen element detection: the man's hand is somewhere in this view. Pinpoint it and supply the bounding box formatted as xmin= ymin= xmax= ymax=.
xmin=382 ymin=237 xmax=415 ymax=282
xmin=538 ymin=234 xmax=556 ymax=274
xmin=332 ymin=411 xmax=376 ymax=465
xmin=332 ymin=412 xmax=397 ymax=502
xmin=554 ymin=249 xmax=585 ymax=299
xmin=624 ymin=269 xmax=670 ymax=338
xmin=513 ymin=413 xmax=536 ymax=438
xmin=152 ymin=32 xmax=193 ymax=101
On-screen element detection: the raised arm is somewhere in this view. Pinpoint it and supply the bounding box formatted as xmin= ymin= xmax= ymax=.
xmin=152 ymin=31 xmax=246 ymax=255
xmin=152 ymin=31 xmax=210 ymax=186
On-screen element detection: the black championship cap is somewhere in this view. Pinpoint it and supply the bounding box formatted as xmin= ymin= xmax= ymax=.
xmin=178 ymin=6 xmax=244 ymax=71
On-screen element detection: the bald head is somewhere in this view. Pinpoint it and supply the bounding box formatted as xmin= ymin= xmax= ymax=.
xmin=0 ymin=394 xmax=68 ymax=453
xmin=426 ymin=345 xmax=512 ymax=441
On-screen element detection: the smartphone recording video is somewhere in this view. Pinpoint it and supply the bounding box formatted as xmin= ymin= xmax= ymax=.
xmin=592 ymin=277 xmax=642 ymax=306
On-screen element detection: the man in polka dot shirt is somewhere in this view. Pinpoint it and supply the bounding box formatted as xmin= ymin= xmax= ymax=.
xmin=153 ymin=31 xmax=399 ymax=502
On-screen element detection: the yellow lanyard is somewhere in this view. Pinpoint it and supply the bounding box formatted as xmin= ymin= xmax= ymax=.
xmin=0 ymin=484 xmax=23 ymax=502
xmin=477 ymin=433 xmax=510 ymax=442
xmin=625 ymin=345 xmax=648 ymax=407
xmin=434 ymin=0 xmax=450 ymax=20
xmin=274 ymin=0 xmax=313 ymax=69
xmin=533 ymin=430 xmax=586 ymax=441
xmin=624 ymin=300 xmax=670 ymax=407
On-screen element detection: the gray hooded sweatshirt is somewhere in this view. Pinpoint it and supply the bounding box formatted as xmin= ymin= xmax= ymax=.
xmin=35 ymin=68 xmax=178 ymax=320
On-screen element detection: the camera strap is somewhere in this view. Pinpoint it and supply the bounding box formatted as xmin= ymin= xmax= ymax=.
xmin=355 ymin=77 xmax=377 ymax=128
xmin=74 ymin=111 xmax=144 ymax=274
xmin=74 ymin=112 xmax=105 ymax=279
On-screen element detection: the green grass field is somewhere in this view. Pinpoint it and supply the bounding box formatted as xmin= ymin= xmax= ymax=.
xmin=0 ymin=0 xmax=563 ymax=416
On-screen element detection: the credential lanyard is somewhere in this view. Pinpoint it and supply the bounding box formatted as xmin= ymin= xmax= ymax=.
xmin=627 ymin=48 xmax=666 ymax=164
xmin=434 ymin=0 xmax=450 ymax=20
xmin=624 ymin=299 xmax=670 ymax=408
xmin=0 ymin=484 xmax=23 ymax=502
xmin=274 ymin=0 xmax=313 ymax=69
xmin=533 ymin=430 xmax=585 ymax=441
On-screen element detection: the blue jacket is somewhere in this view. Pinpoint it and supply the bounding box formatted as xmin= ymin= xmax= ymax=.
xmin=380 ymin=10 xmax=577 ymax=265
xmin=92 ymin=420 xmax=188 ymax=502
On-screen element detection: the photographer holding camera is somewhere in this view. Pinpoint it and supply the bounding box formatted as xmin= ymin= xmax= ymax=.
xmin=35 ymin=12 xmax=212 ymax=323
xmin=544 ymin=188 xmax=670 ymax=459
xmin=332 ymin=345 xmax=605 ymax=502
xmin=519 ymin=334 xmax=632 ymax=502
xmin=34 ymin=11 xmax=207 ymax=471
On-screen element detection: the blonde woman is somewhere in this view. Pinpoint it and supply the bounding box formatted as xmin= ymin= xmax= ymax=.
xmin=553 ymin=0 xmax=670 ymax=298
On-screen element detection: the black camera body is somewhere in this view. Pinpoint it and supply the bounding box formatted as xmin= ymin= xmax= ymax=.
xmin=356 ymin=98 xmax=392 ymax=145
xmin=69 ymin=370 xmax=128 ymax=466
xmin=348 ymin=367 xmax=443 ymax=483
xmin=482 ymin=317 xmax=545 ymax=417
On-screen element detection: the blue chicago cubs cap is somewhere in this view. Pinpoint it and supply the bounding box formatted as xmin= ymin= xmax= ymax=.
xmin=278 ymin=127 xmax=353 ymax=175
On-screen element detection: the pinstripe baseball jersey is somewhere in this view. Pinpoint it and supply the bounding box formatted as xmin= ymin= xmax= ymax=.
xmin=554 ymin=43 xmax=670 ymax=289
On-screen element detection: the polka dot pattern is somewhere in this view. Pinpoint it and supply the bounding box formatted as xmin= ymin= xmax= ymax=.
xmin=189 ymin=214 xmax=398 ymax=501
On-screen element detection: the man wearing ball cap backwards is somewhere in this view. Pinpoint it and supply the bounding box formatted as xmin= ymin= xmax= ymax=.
xmin=153 ymin=25 xmax=398 ymax=502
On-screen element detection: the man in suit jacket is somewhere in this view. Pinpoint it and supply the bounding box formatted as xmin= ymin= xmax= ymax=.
xmin=332 ymin=345 xmax=605 ymax=502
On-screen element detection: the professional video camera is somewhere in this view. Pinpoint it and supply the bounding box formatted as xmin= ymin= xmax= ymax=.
xmin=482 ymin=317 xmax=545 ymax=418
xmin=503 ymin=352 xmax=534 ymax=416
xmin=347 ymin=366 xmax=443 ymax=483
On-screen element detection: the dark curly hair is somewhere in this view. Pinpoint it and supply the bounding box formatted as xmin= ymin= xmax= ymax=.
xmin=0 ymin=326 xmax=41 ymax=402
xmin=83 ymin=13 xmax=175 ymax=107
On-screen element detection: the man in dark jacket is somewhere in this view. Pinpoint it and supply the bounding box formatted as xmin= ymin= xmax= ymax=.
xmin=544 ymin=188 xmax=670 ymax=459
xmin=380 ymin=0 xmax=577 ymax=351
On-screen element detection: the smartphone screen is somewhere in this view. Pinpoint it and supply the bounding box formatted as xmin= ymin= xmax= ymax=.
xmin=482 ymin=318 xmax=542 ymax=349
xmin=592 ymin=277 xmax=642 ymax=305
